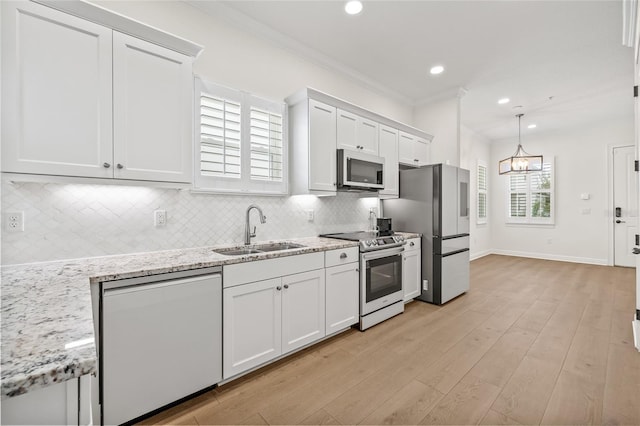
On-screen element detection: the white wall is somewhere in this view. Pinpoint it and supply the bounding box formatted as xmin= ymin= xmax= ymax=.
xmin=460 ymin=126 xmax=492 ymax=259
xmin=413 ymin=96 xmax=461 ymax=166
xmin=93 ymin=0 xmax=413 ymax=124
xmin=490 ymin=116 xmax=634 ymax=265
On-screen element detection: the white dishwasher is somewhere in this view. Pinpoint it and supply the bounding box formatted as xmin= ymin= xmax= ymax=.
xmin=100 ymin=267 xmax=222 ymax=425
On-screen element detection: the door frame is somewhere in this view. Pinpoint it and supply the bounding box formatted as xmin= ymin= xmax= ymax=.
xmin=607 ymin=143 xmax=636 ymax=266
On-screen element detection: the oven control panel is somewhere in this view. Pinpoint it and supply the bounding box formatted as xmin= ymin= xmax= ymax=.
xmin=360 ymin=235 xmax=406 ymax=251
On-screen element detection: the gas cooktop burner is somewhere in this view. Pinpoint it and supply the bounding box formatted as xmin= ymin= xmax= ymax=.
xmin=320 ymin=231 xmax=406 ymax=252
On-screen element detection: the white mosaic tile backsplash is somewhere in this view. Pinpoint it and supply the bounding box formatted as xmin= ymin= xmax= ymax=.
xmin=1 ymin=179 xmax=379 ymax=265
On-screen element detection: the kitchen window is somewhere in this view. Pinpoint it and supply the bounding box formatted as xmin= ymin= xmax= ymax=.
xmin=195 ymin=78 xmax=287 ymax=194
xmin=477 ymin=162 xmax=487 ymax=224
xmin=507 ymin=160 xmax=554 ymax=224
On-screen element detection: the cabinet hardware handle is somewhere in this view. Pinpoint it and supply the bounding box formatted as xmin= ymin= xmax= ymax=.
xmin=284 ymin=284 xmax=289 ymax=289
xmin=414 ymin=159 xmax=419 ymax=162
xmin=333 ymin=182 xmax=336 ymax=186
xmin=410 ymin=242 xmax=415 ymax=247
xmin=103 ymin=162 xmax=111 ymax=168
xmin=356 ymin=268 xmax=359 ymax=272
xmin=117 ymin=163 xmax=124 ymax=169
xmin=276 ymin=286 xmax=282 ymax=291
xmin=340 ymin=253 xmax=348 ymax=259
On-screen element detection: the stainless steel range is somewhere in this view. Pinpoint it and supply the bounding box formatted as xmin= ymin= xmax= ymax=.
xmin=320 ymin=231 xmax=405 ymax=330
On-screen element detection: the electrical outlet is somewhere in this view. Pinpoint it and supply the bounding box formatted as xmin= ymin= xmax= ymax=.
xmin=5 ymin=211 xmax=24 ymax=232
xmin=154 ymin=210 xmax=167 ymax=227
xmin=423 ymin=279 xmax=428 ymax=291
xmin=306 ymin=209 xmax=314 ymax=222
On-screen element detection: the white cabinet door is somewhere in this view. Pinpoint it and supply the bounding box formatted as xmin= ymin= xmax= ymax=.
xmin=415 ymin=137 xmax=430 ymax=166
xmin=403 ymin=239 xmax=422 ymax=301
xmin=358 ymin=118 xmax=379 ymax=155
xmin=336 ymin=109 xmax=359 ymax=151
xmin=281 ymin=269 xmax=326 ymax=354
xmin=398 ymin=131 xmax=417 ymax=165
xmin=337 ymin=109 xmax=378 ymax=155
xmin=223 ymin=278 xmax=282 ymax=379
xmin=325 ymin=262 xmax=359 ymax=335
xmin=378 ymin=125 xmax=399 ymax=198
xmin=113 ymin=32 xmax=192 ymax=183
xmin=308 ymin=99 xmax=337 ymax=191
xmin=1 ymin=1 xmax=113 ymax=178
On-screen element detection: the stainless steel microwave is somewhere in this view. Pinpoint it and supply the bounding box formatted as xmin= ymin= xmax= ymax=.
xmin=337 ymin=149 xmax=385 ymax=191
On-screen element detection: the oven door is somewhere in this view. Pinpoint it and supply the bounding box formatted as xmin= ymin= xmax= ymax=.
xmin=360 ymin=247 xmax=404 ymax=315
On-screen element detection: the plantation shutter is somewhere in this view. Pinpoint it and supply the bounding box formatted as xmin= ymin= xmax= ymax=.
xmin=509 ymin=174 xmax=528 ymax=218
xmin=200 ymin=94 xmax=241 ymax=178
xmin=477 ymin=163 xmax=487 ymax=223
xmin=250 ymin=107 xmax=283 ymax=182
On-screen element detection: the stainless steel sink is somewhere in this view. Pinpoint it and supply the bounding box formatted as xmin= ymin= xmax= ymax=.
xmin=213 ymin=242 xmax=305 ymax=256
xmin=214 ymin=247 xmax=264 ymax=256
xmin=254 ymin=242 xmax=305 ymax=252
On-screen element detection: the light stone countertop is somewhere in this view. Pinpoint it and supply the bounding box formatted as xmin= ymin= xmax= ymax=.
xmin=0 ymin=236 xmax=360 ymax=399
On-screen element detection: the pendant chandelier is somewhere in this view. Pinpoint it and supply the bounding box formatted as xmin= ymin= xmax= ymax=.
xmin=498 ymin=113 xmax=543 ymax=175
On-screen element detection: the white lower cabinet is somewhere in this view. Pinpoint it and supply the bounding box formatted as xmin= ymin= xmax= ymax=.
xmin=403 ymin=238 xmax=422 ymax=301
xmin=1 ymin=375 xmax=93 ymax=425
xmin=325 ymin=262 xmax=359 ymax=335
xmin=223 ymin=269 xmax=325 ymax=379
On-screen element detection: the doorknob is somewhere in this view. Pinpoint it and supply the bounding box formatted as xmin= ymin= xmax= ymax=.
xmin=616 ymin=220 xmax=626 ymax=224
xmin=633 ymin=247 xmax=640 ymax=255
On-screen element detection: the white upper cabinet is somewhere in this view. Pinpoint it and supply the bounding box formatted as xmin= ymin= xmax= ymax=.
xmin=113 ymin=32 xmax=192 ymax=182
xmin=1 ymin=1 xmax=113 ymax=178
xmin=399 ymin=131 xmax=431 ymax=167
xmin=337 ymin=109 xmax=379 ymax=155
xmin=378 ymin=125 xmax=399 ymax=198
xmin=1 ymin=1 xmax=199 ymax=184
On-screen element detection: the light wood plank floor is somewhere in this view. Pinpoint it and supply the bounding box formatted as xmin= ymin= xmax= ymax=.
xmin=141 ymin=255 xmax=640 ymax=425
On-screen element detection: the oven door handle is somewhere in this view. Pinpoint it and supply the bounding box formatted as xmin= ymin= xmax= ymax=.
xmin=361 ymin=247 xmax=405 ymax=260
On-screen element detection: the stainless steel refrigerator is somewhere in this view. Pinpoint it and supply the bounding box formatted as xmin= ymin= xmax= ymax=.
xmin=384 ymin=164 xmax=470 ymax=305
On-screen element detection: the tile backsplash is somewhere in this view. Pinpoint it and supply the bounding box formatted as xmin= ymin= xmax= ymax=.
xmin=1 ymin=178 xmax=378 ymax=265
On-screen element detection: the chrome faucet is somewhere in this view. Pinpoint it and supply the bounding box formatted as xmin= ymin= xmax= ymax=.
xmin=244 ymin=204 xmax=267 ymax=245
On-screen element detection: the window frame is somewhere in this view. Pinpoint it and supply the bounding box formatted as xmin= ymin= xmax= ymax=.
xmin=506 ymin=158 xmax=555 ymax=225
xmin=477 ymin=161 xmax=488 ymax=225
xmin=194 ymin=77 xmax=288 ymax=195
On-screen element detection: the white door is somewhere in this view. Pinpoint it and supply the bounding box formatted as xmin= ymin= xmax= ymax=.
xmin=281 ymin=269 xmax=325 ymax=354
xmin=398 ymin=131 xmax=417 ymax=165
xmin=325 ymin=263 xmax=359 ymax=335
xmin=415 ymin=137 xmax=431 ymax=166
xmin=223 ymin=278 xmax=282 ymax=378
xmin=379 ymin=125 xmax=399 ymax=198
xmin=113 ymin=32 xmax=192 ymax=183
xmin=308 ymin=99 xmax=337 ymax=191
xmin=337 ymin=109 xmax=359 ymax=151
xmin=1 ymin=1 xmax=113 ymax=178
xmin=403 ymin=240 xmax=422 ymax=301
xmin=613 ymin=145 xmax=638 ymax=267
xmin=357 ymin=118 xmax=379 ymax=155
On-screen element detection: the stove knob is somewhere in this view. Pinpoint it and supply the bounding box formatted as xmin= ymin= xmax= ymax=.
xmin=364 ymin=241 xmax=371 ymax=246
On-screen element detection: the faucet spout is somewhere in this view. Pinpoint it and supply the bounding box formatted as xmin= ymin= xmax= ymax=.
xmin=244 ymin=204 xmax=267 ymax=245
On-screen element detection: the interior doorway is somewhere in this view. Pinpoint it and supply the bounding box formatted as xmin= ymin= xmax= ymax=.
xmin=613 ymin=145 xmax=637 ymax=267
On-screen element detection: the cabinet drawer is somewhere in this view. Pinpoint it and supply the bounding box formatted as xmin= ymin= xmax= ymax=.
xmin=405 ymin=238 xmax=421 ymax=251
xmin=325 ymin=247 xmax=359 ymax=268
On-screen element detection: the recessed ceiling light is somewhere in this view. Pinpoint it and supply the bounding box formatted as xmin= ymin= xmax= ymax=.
xmin=345 ymin=1 xmax=363 ymax=15
xmin=498 ymin=98 xmax=510 ymax=104
xmin=430 ymin=65 xmax=444 ymax=75
xmin=528 ymin=124 xmax=537 ymax=129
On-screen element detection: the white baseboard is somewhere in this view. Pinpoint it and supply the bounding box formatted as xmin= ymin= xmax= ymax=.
xmin=489 ymin=249 xmax=608 ymax=266
xmin=633 ymin=320 xmax=640 ymax=352
xmin=470 ymin=249 xmax=492 ymax=261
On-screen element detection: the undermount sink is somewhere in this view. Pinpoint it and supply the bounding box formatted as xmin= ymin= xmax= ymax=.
xmin=254 ymin=242 xmax=305 ymax=252
xmin=214 ymin=247 xmax=264 ymax=256
xmin=214 ymin=242 xmax=306 ymax=256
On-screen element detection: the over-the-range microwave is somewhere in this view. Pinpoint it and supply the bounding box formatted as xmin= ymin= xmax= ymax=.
xmin=337 ymin=149 xmax=385 ymax=192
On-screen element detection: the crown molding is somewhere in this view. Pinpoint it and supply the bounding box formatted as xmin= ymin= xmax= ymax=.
xmin=184 ymin=0 xmax=413 ymax=106
xmin=413 ymin=86 xmax=468 ymax=108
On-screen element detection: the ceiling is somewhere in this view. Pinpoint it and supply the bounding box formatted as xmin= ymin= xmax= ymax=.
xmin=192 ymin=0 xmax=634 ymax=141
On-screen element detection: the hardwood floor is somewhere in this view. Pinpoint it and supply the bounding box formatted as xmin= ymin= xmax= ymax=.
xmin=140 ymin=255 xmax=639 ymax=425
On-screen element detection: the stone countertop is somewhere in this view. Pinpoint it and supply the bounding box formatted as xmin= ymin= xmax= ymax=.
xmin=0 ymin=237 xmax=358 ymax=399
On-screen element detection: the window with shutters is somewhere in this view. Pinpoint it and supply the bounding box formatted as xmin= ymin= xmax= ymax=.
xmin=506 ymin=160 xmax=554 ymax=224
xmin=477 ymin=162 xmax=487 ymax=224
xmin=195 ymin=78 xmax=287 ymax=194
